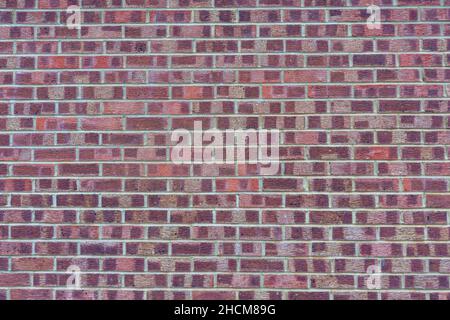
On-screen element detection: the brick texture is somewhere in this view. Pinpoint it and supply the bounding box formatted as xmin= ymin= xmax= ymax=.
xmin=1 ymin=0 xmax=450 ymax=300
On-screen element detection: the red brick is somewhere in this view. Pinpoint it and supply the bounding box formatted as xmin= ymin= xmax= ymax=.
xmin=0 ymin=1 xmax=447 ymax=301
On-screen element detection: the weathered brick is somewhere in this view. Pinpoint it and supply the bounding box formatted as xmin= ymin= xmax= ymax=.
xmin=0 ymin=0 xmax=448 ymax=301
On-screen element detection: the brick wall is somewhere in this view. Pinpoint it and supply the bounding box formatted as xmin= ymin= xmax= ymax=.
xmin=1 ymin=0 xmax=450 ymax=300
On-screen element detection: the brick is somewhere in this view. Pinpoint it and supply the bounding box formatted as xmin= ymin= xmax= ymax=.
xmin=427 ymin=195 xmax=450 ymax=209
xmin=0 ymin=0 xmax=448 ymax=301
xmin=0 ymin=274 xmax=30 ymax=287
xmin=12 ymin=258 xmax=54 ymax=271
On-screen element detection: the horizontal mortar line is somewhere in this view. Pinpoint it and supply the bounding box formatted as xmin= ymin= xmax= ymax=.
xmin=2 ymin=131 xmax=449 ymax=134
xmin=3 ymin=222 xmax=447 ymax=225
xmin=3 ymin=115 xmax=450 ymax=119
xmin=2 ymin=112 xmax=450 ymax=114
xmin=9 ymin=70 xmax=448 ymax=74
xmin=1 ymin=223 xmax=449 ymax=228
xmin=4 ymin=238 xmax=446 ymax=241
xmin=0 ymin=205 xmax=448 ymax=209
xmin=2 ymin=97 xmax=449 ymax=100
xmin=2 ymin=99 xmax=450 ymax=102
xmin=0 ymin=239 xmax=449 ymax=243
xmin=3 ymin=188 xmax=448 ymax=191
xmin=3 ymin=288 xmax=450 ymax=292
xmin=0 ymin=202 xmax=450 ymax=208
xmin=3 ymin=98 xmax=450 ymax=102
xmin=7 ymin=77 xmax=435 ymax=82
xmin=3 ymin=173 xmax=450 ymax=177
xmin=3 ymin=74 xmax=445 ymax=78
xmin=1 ymin=217 xmax=448 ymax=221
xmin=1 ymin=7 xmax=449 ymax=12
xmin=0 ymin=119 xmax=450 ymax=121
xmin=4 ymin=53 xmax=449 ymax=56
xmin=3 ymin=120 xmax=450 ymax=123
xmin=0 ymin=170 xmax=392 ymax=174
xmin=5 ymin=82 xmax=450 ymax=86
xmin=1 ymin=272 xmax=449 ymax=275
xmin=2 ymin=127 xmax=450 ymax=130
xmin=2 ymin=192 xmax=449 ymax=195
xmin=3 ymin=36 xmax=450 ymax=40
xmin=2 ymin=57 xmax=447 ymax=61
xmin=5 ymin=51 xmax=446 ymax=54
xmin=2 ymin=22 xmax=450 ymax=26
xmin=3 ymin=159 xmax=450 ymax=162
xmin=4 ymin=110 xmax=450 ymax=113
xmin=2 ymin=256 xmax=449 ymax=260
xmin=0 ymin=192 xmax=439 ymax=195
xmin=2 ymin=51 xmax=449 ymax=54
xmin=86 ymin=240 xmax=442 ymax=243
xmin=2 ymin=142 xmax=450 ymax=145
xmin=1 ymin=221 xmax=448 ymax=225
xmin=0 ymin=191 xmax=436 ymax=194
xmin=0 ymin=270 xmax=442 ymax=276
xmin=0 ymin=208 xmax=440 ymax=211
xmin=2 ymin=67 xmax=450 ymax=71
xmin=3 ymin=38 xmax=450 ymax=42
xmin=0 ymin=258 xmax=447 ymax=262
xmin=2 ymin=161 xmax=450 ymax=165
xmin=0 ymin=272 xmax=448 ymax=277
xmin=0 ymin=207 xmax=444 ymax=212
xmin=0 ymin=206 xmax=449 ymax=211
xmin=0 ymin=255 xmax=446 ymax=259
xmin=0 ymin=208 xmax=448 ymax=211
xmin=0 ymin=272 xmax=439 ymax=275
xmin=2 ymin=188 xmax=450 ymax=191
xmin=15 ymin=288 xmax=450 ymax=290
xmin=0 ymin=257 xmax=447 ymax=260
xmin=2 ymin=216 xmax=448 ymax=220
xmin=3 ymin=53 xmax=450 ymax=56
xmin=1 ymin=6 xmax=449 ymax=11
xmin=0 ymin=207 xmax=444 ymax=211
xmin=5 ymin=121 xmax=448 ymax=124
xmin=0 ymin=257 xmax=446 ymax=261
xmin=1 ymin=131 xmax=450 ymax=135
xmin=3 ymin=175 xmax=450 ymax=178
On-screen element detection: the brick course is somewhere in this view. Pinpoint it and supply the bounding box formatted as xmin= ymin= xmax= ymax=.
xmin=0 ymin=0 xmax=450 ymax=300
